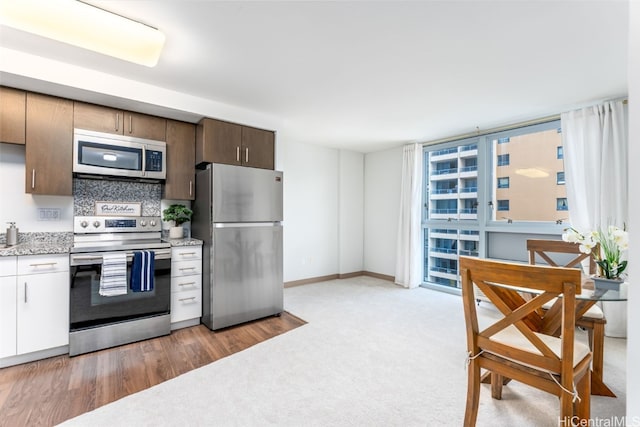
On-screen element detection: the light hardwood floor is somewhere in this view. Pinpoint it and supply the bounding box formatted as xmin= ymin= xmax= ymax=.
xmin=0 ymin=313 xmax=306 ymax=427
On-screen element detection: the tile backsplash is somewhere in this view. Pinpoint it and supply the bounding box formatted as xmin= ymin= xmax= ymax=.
xmin=73 ymin=178 xmax=161 ymax=216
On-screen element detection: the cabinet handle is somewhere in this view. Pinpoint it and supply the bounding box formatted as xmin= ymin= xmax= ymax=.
xmin=29 ymin=262 xmax=57 ymax=267
xmin=189 ymin=180 xmax=193 ymax=197
xmin=24 ymin=282 xmax=28 ymax=303
xmin=129 ymin=115 xmax=133 ymax=134
xmin=31 ymin=169 xmax=36 ymax=189
xmin=115 ymin=113 xmax=119 ymax=132
xmin=178 ymin=282 xmax=196 ymax=287
xmin=236 ymin=146 xmax=240 ymax=162
xmin=179 ymin=297 xmax=196 ymax=302
xmin=179 ymin=267 xmax=196 ymax=271
xmin=245 ymin=147 xmax=249 ymax=163
xmin=179 ymin=252 xmax=196 ymax=256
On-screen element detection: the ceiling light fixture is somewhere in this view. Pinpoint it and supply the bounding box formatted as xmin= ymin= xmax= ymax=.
xmin=0 ymin=0 xmax=165 ymax=67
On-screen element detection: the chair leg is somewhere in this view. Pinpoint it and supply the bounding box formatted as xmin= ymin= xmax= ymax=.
xmin=575 ymin=369 xmax=591 ymax=422
xmin=491 ymin=372 xmax=503 ymax=400
xmin=464 ymin=358 xmax=481 ymax=427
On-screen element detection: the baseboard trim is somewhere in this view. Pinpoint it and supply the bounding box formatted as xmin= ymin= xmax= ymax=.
xmin=284 ymin=274 xmax=339 ymax=288
xmin=362 ymin=271 xmax=395 ymax=282
xmin=338 ymin=271 xmax=365 ymax=279
xmin=284 ymin=271 xmax=395 ymax=288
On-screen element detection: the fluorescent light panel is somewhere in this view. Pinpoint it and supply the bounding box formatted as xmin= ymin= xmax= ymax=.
xmin=0 ymin=0 xmax=165 ymax=67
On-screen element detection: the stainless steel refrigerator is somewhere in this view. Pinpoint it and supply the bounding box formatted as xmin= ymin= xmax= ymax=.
xmin=192 ymin=163 xmax=283 ymax=330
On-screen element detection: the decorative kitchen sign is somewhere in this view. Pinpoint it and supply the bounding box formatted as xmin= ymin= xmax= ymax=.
xmin=95 ymin=202 xmax=141 ymax=217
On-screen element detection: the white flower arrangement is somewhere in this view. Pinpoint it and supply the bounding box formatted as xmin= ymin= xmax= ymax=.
xmin=562 ymin=225 xmax=629 ymax=280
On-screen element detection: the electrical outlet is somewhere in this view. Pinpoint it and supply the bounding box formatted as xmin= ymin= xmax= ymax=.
xmin=38 ymin=208 xmax=61 ymax=221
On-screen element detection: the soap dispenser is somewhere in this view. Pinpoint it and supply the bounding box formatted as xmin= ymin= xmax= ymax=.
xmin=6 ymin=222 xmax=18 ymax=246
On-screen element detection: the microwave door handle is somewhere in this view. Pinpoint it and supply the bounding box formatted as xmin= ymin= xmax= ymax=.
xmin=141 ymin=145 xmax=146 ymax=176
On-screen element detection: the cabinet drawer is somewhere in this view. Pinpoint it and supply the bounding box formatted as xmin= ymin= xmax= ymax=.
xmin=171 ymin=289 xmax=201 ymax=323
xmin=18 ymin=254 xmax=68 ymax=275
xmin=0 ymin=256 xmax=17 ymax=277
xmin=171 ymin=275 xmax=202 ymax=293
xmin=172 ymin=246 xmax=202 ymax=261
xmin=171 ymin=259 xmax=201 ymax=277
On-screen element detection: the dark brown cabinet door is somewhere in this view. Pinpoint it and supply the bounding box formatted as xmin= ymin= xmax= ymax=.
xmin=0 ymin=87 xmax=26 ymax=145
xmin=74 ymin=102 xmax=166 ymax=140
xmin=73 ymin=102 xmax=124 ymax=135
xmin=26 ymin=93 xmax=73 ymax=195
xmin=241 ymin=126 xmax=275 ymax=170
xmin=124 ymin=112 xmax=166 ymax=141
xmin=196 ymin=118 xmax=242 ymax=166
xmin=165 ymin=120 xmax=196 ymax=200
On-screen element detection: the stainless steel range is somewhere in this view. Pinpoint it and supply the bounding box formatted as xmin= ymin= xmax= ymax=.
xmin=69 ymin=216 xmax=172 ymax=356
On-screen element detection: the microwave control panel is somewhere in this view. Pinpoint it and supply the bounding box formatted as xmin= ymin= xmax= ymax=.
xmin=146 ymin=150 xmax=163 ymax=172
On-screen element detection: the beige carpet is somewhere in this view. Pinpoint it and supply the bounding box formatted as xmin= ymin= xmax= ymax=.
xmin=60 ymin=276 xmax=626 ymax=426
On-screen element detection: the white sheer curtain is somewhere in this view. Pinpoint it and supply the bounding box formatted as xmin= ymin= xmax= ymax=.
xmin=561 ymin=99 xmax=628 ymax=232
xmin=395 ymin=143 xmax=423 ymax=288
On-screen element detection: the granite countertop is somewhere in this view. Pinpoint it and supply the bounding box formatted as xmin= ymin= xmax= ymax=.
xmin=0 ymin=232 xmax=73 ymax=257
xmin=0 ymin=233 xmax=202 ymax=257
xmin=164 ymin=237 xmax=203 ymax=247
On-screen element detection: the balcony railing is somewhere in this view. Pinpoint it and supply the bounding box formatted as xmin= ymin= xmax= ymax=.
xmin=432 ymin=247 xmax=457 ymax=254
xmin=430 ymin=266 xmax=458 ymax=274
xmin=431 ymin=147 xmax=458 ymax=156
xmin=460 ymin=230 xmax=480 ymax=236
xmin=459 ymin=208 xmax=478 ymax=214
xmin=431 ymin=209 xmax=458 ymax=214
xmin=460 ymin=165 xmax=478 ymax=173
xmin=459 ymin=249 xmax=479 ymax=256
xmin=461 ymin=144 xmax=478 ymax=152
xmin=431 ymin=229 xmax=457 ymax=234
xmin=460 ymin=187 xmax=478 ymax=193
xmin=433 ymin=188 xmax=458 ymax=194
xmin=431 ymin=168 xmax=458 ymax=176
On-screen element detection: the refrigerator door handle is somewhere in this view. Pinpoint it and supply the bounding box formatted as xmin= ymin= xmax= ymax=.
xmin=214 ymin=222 xmax=281 ymax=228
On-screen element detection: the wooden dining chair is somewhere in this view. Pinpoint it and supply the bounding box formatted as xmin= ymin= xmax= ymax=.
xmin=460 ymin=256 xmax=591 ymax=426
xmin=526 ymin=239 xmax=611 ymax=396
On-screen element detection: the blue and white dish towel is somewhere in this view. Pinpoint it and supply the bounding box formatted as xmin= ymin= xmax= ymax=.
xmin=100 ymin=253 xmax=128 ymax=296
xmin=130 ymin=250 xmax=155 ymax=292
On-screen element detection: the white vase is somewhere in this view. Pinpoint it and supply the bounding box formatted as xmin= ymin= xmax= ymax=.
xmin=169 ymin=226 xmax=183 ymax=239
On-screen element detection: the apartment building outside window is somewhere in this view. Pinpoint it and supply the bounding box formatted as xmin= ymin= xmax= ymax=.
xmin=422 ymin=119 xmax=567 ymax=290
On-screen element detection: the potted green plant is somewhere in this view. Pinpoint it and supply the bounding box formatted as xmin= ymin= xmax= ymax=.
xmin=163 ymin=204 xmax=193 ymax=238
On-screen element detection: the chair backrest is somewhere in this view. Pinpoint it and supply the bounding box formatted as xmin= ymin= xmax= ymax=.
xmin=459 ymin=256 xmax=582 ymax=374
xmin=527 ymin=239 xmax=598 ymax=275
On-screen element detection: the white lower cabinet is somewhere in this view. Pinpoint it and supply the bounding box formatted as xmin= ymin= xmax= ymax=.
xmin=0 ymin=257 xmax=18 ymax=358
xmin=170 ymin=246 xmax=202 ymax=327
xmin=0 ymin=254 xmax=69 ymax=361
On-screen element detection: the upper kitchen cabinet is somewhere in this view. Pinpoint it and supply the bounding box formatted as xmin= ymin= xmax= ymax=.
xmin=241 ymin=125 xmax=275 ymax=170
xmin=0 ymin=87 xmax=26 ymax=145
xmin=73 ymin=102 xmax=167 ymax=141
xmin=25 ymin=93 xmax=73 ymax=196
xmin=196 ymin=118 xmax=275 ymax=170
xmin=165 ymin=120 xmax=196 ymax=200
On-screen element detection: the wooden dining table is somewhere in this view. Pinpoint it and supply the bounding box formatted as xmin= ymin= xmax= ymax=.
xmin=480 ymin=275 xmax=627 ymax=397
xmin=540 ymin=277 xmax=627 ymax=397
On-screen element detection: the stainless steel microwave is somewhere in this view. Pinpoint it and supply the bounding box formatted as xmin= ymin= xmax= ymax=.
xmin=73 ymin=129 xmax=166 ymax=180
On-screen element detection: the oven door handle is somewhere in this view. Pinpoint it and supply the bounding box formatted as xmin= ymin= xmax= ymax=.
xmin=70 ymin=249 xmax=172 ymax=265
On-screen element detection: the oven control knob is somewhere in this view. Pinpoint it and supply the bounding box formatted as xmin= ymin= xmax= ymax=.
xmin=93 ymin=221 xmax=100 ymax=228
xmin=150 ymin=220 xmax=156 ymax=227
xmin=80 ymin=220 xmax=88 ymax=228
xmin=140 ymin=220 xmax=147 ymax=227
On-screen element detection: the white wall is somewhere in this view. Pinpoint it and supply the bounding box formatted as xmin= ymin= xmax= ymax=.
xmin=363 ymin=146 xmax=403 ymax=277
xmin=338 ymin=150 xmax=364 ymax=275
xmin=0 ymin=143 xmax=73 ymax=233
xmin=281 ymin=139 xmax=339 ymax=282
xmin=627 ymin=0 xmax=639 ymax=417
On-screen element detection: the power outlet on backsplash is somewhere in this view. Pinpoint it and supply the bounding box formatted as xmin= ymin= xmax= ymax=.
xmin=38 ymin=208 xmax=62 ymax=221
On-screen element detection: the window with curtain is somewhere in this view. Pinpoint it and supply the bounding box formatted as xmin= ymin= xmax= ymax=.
xmin=422 ymin=119 xmax=568 ymax=289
